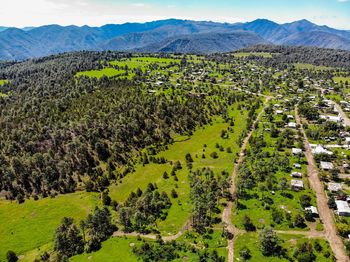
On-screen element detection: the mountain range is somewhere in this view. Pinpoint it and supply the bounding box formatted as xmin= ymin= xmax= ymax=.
xmin=0 ymin=18 xmax=350 ymax=60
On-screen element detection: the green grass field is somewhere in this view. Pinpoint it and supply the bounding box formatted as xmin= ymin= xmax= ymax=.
xmin=0 ymin=192 xmax=99 ymax=261
xmin=110 ymin=104 xmax=250 ymax=234
xmin=71 ymin=237 xmax=141 ymax=262
xmin=333 ymin=76 xmax=350 ymax=84
xmin=235 ymin=232 xmax=333 ymax=261
xmin=0 ymin=80 xmax=8 ymax=86
xmin=294 ymin=63 xmax=332 ymax=70
xmin=233 ymin=52 xmax=274 ymax=58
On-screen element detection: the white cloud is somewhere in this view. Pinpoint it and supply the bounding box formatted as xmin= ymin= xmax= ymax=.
xmin=337 ymin=0 xmax=349 ymax=2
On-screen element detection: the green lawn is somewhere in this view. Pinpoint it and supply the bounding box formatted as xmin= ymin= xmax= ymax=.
xmin=76 ymin=68 xmax=126 ymax=79
xmin=233 ymin=52 xmax=274 ymax=58
xmin=235 ymin=232 xmax=333 ymax=261
xmin=110 ymin=104 xmax=250 ymax=235
xmin=294 ymin=63 xmax=332 ymax=71
xmin=71 ymin=237 xmax=140 ymax=262
xmin=0 ymin=192 xmax=99 ymax=261
xmin=0 ymin=79 xmax=8 ymax=86
xmin=333 ymin=76 xmax=350 ymax=84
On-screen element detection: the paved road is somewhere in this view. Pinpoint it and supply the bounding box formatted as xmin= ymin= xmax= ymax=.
xmin=296 ymin=107 xmax=349 ymax=262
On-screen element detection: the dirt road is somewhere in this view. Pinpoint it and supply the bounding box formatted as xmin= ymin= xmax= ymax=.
xmin=223 ymin=97 xmax=270 ymax=262
xmin=332 ymin=101 xmax=350 ymax=127
xmin=296 ymin=107 xmax=349 ymax=262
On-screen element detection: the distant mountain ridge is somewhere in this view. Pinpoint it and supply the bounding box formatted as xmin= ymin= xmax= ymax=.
xmin=0 ymin=18 xmax=349 ymax=60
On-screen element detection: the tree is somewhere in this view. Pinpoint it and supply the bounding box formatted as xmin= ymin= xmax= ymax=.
xmin=239 ymin=246 xmax=251 ymax=261
xmin=171 ymin=189 xmax=178 ymax=198
xmin=259 ymin=227 xmax=282 ymax=256
xmin=242 ymin=215 xmax=256 ymax=231
xmin=6 ymin=251 xmax=18 ymax=262
xmin=54 ymin=217 xmax=84 ymax=257
xmin=102 ymin=192 xmax=111 ymax=206
xmin=293 ymin=241 xmax=316 ymax=262
xmin=279 ymin=178 xmax=288 ymax=192
xmin=294 ymin=214 xmax=305 ymax=228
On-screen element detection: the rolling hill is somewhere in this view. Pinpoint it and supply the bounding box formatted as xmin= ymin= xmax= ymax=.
xmin=0 ymin=18 xmax=349 ymax=60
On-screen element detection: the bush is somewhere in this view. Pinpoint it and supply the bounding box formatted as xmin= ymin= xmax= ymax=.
xmin=210 ymin=152 xmax=219 ymax=159
xmin=6 ymin=251 xmax=18 ymax=262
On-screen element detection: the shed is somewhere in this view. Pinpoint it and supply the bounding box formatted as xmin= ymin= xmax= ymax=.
xmin=292 ymin=148 xmax=303 ymax=155
xmin=291 ymin=179 xmax=304 ymax=191
xmin=320 ymin=161 xmax=334 ymax=170
xmin=336 ymin=200 xmax=350 ymax=216
xmin=291 ymin=172 xmax=302 ymax=178
xmin=305 ymin=206 xmax=319 ymax=217
xmin=328 ymin=182 xmax=342 ymax=192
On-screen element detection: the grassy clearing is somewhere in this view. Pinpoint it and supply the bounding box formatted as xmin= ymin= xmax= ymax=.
xmin=333 ymin=76 xmax=350 ymax=84
xmin=110 ymin=104 xmax=249 ymax=235
xmin=234 ymin=232 xmax=333 ymax=261
xmin=233 ymin=52 xmax=274 ymax=58
xmin=76 ymin=68 xmax=126 ymax=79
xmin=0 ymin=80 xmax=8 ymax=86
xmin=71 ymin=237 xmax=141 ymax=262
xmin=294 ymin=63 xmax=332 ymax=71
xmin=0 ymin=192 xmax=99 ymax=261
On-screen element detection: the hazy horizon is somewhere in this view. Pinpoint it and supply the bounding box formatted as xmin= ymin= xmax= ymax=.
xmin=1 ymin=0 xmax=349 ymax=30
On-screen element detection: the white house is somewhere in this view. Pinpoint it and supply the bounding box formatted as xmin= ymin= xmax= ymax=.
xmin=292 ymin=148 xmax=303 ymax=155
xmin=288 ymin=122 xmax=297 ymax=128
xmin=294 ymin=163 xmax=301 ymax=169
xmin=291 ymin=172 xmax=302 ymax=178
xmin=305 ymin=206 xmax=319 ymax=217
xmin=312 ymin=145 xmax=333 ymax=155
xmin=320 ymin=161 xmax=334 ymax=170
xmin=291 ymin=179 xmax=304 ymax=191
xmin=336 ymin=200 xmax=350 ymax=216
xmin=328 ymin=182 xmax=342 ymax=192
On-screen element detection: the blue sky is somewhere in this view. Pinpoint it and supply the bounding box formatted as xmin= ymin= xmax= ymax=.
xmin=1 ymin=0 xmax=349 ymax=29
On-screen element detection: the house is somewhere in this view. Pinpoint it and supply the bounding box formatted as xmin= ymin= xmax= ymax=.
xmin=312 ymin=145 xmax=333 ymax=155
xmin=305 ymin=206 xmax=319 ymax=217
xmin=287 ymin=115 xmax=294 ymax=119
xmin=288 ymin=122 xmax=297 ymax=128
xmin=328 ymin=182 xmax=342 ymax=192
xmin=291 ymin=179 xmax=304 ymax=191
xmin=336 ymin=200 xmax=350 ymax=216
xmin=292 ymin=148 xmax=303 ymax=155
xmin=320 ymin=161 xmax=334 ymax=170
xmin=276 ymin=110 xmax=283 ymax=115
xmin=294 ymin=163 xmax=301 ymax=169
xmin=291 ymin=172 xmax=302 ymax=178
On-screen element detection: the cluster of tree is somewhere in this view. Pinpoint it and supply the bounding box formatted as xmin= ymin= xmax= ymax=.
xmin=53 ymin=206 xmax=115 ymax=261
xmin=0 ymin=51 xmax=258 ymax=202
xmin=119 ymin=183 xmax=171 ymax=233
xmin=132 ymin=237 xmax=224 ymax=262
xmin=239 ymin=45 xmax=350 ymax=69
xmin=189 ymin=168 xmax=230 ymax=232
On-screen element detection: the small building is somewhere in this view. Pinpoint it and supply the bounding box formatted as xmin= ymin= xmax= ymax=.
xmin=287 ymin=115 xmax=294 ymax=119
xmin=320 ymin=161 xmax=334 ymax=170
xmin=291 ymin=179 xmax=304 ymax=191
xmin=288 ymin=122 xmax=297 ymax=128
xmin=291 ymin=172 xmax=302 ymax=178
xmin=312 ymin=145 xmax=333 ymax=155
xmin=294 ymin=163 xmax=301 ymax=169
xmin=292 ymin=148 xmax=303 ymax=155
xmin=305 ymin=206 xmax=319 ymax=217
xmin=328 ymin=182 xmax=342 ymax=192
xmin=336 ymin=200 xmax=350 ymax=216
xmin=276 ymin=110 xmax=283 ymax=115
